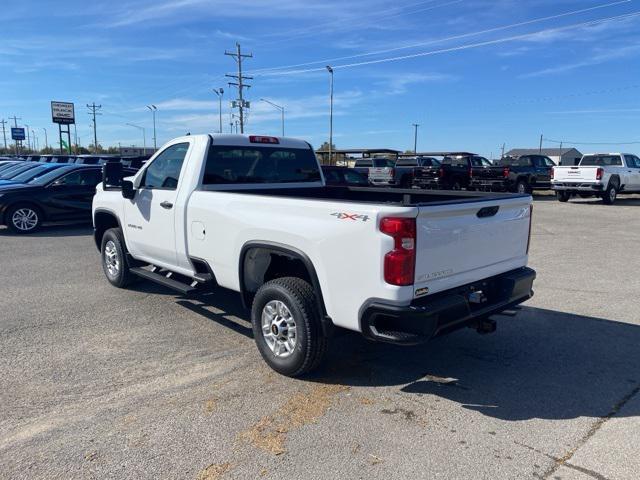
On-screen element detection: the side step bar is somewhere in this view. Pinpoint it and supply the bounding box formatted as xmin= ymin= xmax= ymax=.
xmin=130 ymin=267 xmax=197 ymax=295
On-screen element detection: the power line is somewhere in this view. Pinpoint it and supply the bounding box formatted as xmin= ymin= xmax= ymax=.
xmin=225 ymin=43 xmax=253 ymax=134
xmin=256 ymin=10 xmax=640 ymax=76
xmin=248 ymin=0 xmax=631 ymax=74
xmin=544 ymin=137 xmax=640 ymax=146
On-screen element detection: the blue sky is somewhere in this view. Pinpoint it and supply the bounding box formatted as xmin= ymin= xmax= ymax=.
xmin=1 ymin=0 xmax=640 ymax=157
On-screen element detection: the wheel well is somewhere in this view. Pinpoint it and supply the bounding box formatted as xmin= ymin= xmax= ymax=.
xmin=240 ymin=245 xmax=328 ymax=318
xmin=93 ymin=211 xmax=120 ymax=250
xmin=609 ymin=175 xmax=620 ymax=188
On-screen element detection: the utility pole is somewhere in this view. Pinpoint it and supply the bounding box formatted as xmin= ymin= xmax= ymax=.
xmin=25 ymin=124 xmax=31 ymax=151
xmin=501 ymin=143 xmax=506 ymax=159
xmin=225 ymin=43 xmax=252 ymax=134
xmin=42 ymin=127 xmax=48 ymax=150
xmin=87 ymin=103 xmax=102 ymax=153
xmin=9 ymin=116 xmax=22 ymax=155
xmin=260 ymin=98 xmax=285 ymax=136
xmin=539 ymin=134 xmax=543 ymax=153
xmin=0 ymin=119 xmax=7 ymax=151
xmin=412 ymin=123 xmax=420 ymax=154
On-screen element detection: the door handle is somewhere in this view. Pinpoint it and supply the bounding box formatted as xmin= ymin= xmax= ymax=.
xmin=160 ymin=201 xmax=173 ymax=209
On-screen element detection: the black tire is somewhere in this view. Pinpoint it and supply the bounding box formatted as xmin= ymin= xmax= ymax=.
xmin=516 ymin=180 xmax=531 ymax=194
xmin=451 ymin=180 xmax=462 ymax=191
xmin=251 ymin=277 xmax=327 ymax=377
xmin=101 ymin=228 xmax=135 ymax=288
xmin=602 ymin=183 xmax=618 ymax=205
xmin=556 ymin=191 xmax=570 ymax=203
xmin=5 ymin=203 xmax=43 ymax=234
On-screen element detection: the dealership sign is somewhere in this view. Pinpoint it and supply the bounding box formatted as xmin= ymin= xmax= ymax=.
xmin=51 ymin=101 xmax=75 ymax=124
xmin=11 ymin=127 xmax=26 ymax=141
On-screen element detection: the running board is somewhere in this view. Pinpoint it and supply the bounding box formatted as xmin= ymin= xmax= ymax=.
xmin=130 ymin=267 xmax=197 ymax=295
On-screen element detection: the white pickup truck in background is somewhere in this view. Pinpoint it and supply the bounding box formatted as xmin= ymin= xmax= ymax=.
xmin=552 ymin=153 xmax=640 ymax=204
xmin=93 ymin=134 xmax=535 ymax=377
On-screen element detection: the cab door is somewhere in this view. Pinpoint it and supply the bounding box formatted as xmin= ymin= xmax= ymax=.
xmin=123 ymin=142 xmax=191 ymax=268
xmin=624 ymin=155 xmax=640 ymax=191
xmin=43 ymin=168 xmax=102 ymax=220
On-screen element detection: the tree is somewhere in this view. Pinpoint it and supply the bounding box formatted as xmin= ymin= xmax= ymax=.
xmin=318 ymin=141 xmax=336 ymax=152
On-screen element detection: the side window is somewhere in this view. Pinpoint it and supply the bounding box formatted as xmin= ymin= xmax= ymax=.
xmin=634 ymin=156 xmax=640 ymax=168
xmin=56 ymin=169 xmax=102 ymax=186
xmin=141 ymin=143 xmax=189 ymax=190
xmin=625 ymin=155 xmax=638 ymax=168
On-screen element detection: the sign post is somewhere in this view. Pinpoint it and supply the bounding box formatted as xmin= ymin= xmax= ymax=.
xmin=51 ymin=101 xmax=75 ymax=154
xmin=11 ymin=127 xmax=25 ymax=156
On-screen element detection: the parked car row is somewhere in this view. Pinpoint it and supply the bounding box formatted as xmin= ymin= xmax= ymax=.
xmin=0 ymin=160 xmax=138 ymax=233
xmin=2 ymin=154 xmax=150 ymax=169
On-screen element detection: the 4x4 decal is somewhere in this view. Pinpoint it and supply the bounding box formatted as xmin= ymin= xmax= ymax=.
xmin=331 ymin=212 xmax=370 ymax=222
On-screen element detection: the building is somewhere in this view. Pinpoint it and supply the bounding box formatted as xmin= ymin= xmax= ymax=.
xmin=505 ymin=148 xmax=583 ymax=166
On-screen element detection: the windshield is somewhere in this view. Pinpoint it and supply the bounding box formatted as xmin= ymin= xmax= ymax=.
xmin=373 ymin=158 xmax=395 ymax=168
xmin=203 ymin=146 xmax=321 ymax=184
xmin=580 ymin=155 xmax=622 ymax=166
xmin=0 ymin=164 xmax=39 ymax=179
xmin=9 ymin=165 xmax=60 ymax=183
xmin=27 ymin=166 xmax=74 ymax=185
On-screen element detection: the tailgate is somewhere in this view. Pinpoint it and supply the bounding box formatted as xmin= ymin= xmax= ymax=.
xmin=415 ymin=166 xmax=439 ymax=179
xmin=473 ymin=167 xmax=504 ymax=179
xmin=369 ymin=167 xmax=393 ymax=181
xmin=414 ymin=197 xmax=531 ymax=295
xmin=554 ymin=166 xmax=597 ymax=182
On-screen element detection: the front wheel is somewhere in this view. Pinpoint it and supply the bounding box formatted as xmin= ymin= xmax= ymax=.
xmin=556 ymin=191 xmax=570 ymax=202
xmin=101 ymin=228 xmax=135 ymax=288
xmin=251 ymin=277 xmax=327 ymax=377
xmin=6 ymin=204 xmax=42 ymax=234
xmin=602 ymin=184 xmax=618 ymax=205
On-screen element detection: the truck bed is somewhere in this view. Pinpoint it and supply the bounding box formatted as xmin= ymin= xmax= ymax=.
xmin=213 ymin=185 xmax=527 ymax=207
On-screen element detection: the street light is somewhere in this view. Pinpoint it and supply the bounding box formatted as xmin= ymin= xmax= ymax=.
xmin=41 ymin=127 xmax=48 ymax=150
xmin=326 ymin=65 xmax=334 ymax=165
xmin=126 ymin=123 xmax=146 ymax=153
xmin=147 ymin=105 xmax=158 ymax=150
xmin=260 ymin=98 xmax=285 ymax=136
xmin=213 ymin=88 xmax=224 ymax=134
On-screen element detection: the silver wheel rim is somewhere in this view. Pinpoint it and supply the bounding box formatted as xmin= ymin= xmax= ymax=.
xmin=609 ymin=188 xmax=616 ymax=202
xmin=518 ymin=183 xmax=526 ymax=193
xmin=11 ymin=208 xmax=38 ymax=231
xmin=261 ymin=300 xmax=297 ymax=358
xmin=104 ymin=240 xmax=120 ymax=277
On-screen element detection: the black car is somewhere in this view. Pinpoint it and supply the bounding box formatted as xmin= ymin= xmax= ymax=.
xmin=0 ymin=162 xmax=42 ymax=180
xmin=469 ymin=154 xmax=556 ymax=193
xmin=0 ymin=164 xmax=136 ymax=233
xmin=322 ymin=166 xmax=369 ymax=186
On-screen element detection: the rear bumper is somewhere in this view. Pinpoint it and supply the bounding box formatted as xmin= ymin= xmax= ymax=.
xmin=360 ymin=267 xmax=536 ymax=345
xmin=413 ymin=178 xmax=441 ymax=188
xmin=552 ymin=182 xmax=604 ymax=192
xmin=470 ymin=179 xmax=510 ymax=191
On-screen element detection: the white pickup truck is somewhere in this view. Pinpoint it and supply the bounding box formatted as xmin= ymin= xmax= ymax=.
xmin=552 ymin=153 xmax=640 ymax=204
xmin=93 ymin=134 xmax=536 ymax=377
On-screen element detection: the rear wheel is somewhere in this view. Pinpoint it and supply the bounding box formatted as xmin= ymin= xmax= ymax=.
xmin=251 ymin=277 xmax=327 ymax=377
xmin=6 ymin=204 xmax=42 ymax=234
xmin=451 ymin=180 xmax=462 ymax=191
xmin=602 ymin=183 xmax=618 ymax=205
xmin=556 ymin=191 xmax=570 ymax=202
xmin=101 ymin=228 xmax=135 ymax=288
xmin=516 ymin=180 xmax=531 ymax=194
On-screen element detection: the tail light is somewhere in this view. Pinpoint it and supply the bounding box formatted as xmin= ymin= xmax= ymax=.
xmin=380 ymin=217 xmax=416 ymax=286
xmin=438 ymin=167 xmax=445 ymax=178
xmin=249 ymin=135 xmax=279 ymax=144
xmin=503 ymin=167 xmax=510 ymax=178
xmin=526 ymin=205 xmax=533 ymax=254
xmin=596 ymin=167 xmax=604 ymax=180
xmin=550 ymin=167 xmax=554 ymax=180
xmin=389 ymin=168 xmax=395 ymax=178
xmin=469 ymin=168 xmax=473 ymax=178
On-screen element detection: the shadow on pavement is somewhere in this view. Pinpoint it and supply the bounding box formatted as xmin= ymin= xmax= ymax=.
xmin=0 ymin=223 xmax=93 ymax=237
xmin=313 ymin=306 xmax=640 ymax=421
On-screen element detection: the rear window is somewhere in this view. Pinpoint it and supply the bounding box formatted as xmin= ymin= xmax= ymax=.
xmin=442 ymin=157 xmax=468 ymax=167
xmin=396 ymin=159 xmax=418 ymax=167
xmin=580 ymin=155 xmax=622 ymax=166
xmin=499 ymin=156 xmax=530 ymax=167
xmin=373 ymin=158 xmax=395 ymax=168
xmin=354 ymin=159 xmax=372 ymax=167
xmin=470 ymin=157 xmax=492 ymax=167
xmin=203 ymin=146 xmax=320 ymax=184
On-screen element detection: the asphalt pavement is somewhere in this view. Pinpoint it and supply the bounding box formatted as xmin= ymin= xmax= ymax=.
xmin=1 ymin=194 xmax=639 ymax=480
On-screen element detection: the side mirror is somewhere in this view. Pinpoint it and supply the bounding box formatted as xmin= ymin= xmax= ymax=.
xmin=122 ymin=180 xmax=136 ymax=200
xmin=102 ymin=161 xmax=123 ymax=190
